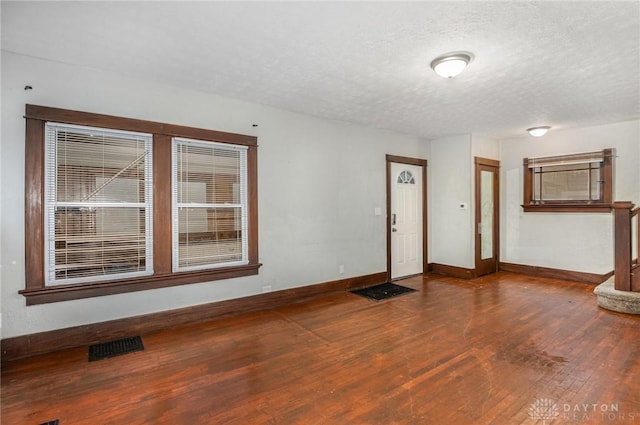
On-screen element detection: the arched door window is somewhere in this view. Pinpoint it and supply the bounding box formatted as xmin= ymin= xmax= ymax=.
xmin=397 ymin=170 xmax=415 ymax=184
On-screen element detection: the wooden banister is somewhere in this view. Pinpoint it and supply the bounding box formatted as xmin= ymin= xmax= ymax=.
xmin=632 ymin=207 xmax=640 ymax=291
xmin=613 ymin=201 xmax=638 ymax=291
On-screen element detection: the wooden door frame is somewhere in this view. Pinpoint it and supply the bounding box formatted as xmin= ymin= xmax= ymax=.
xmin=474 ymin=157 xmax=500 ymax=276
xmin=386 ymin=155 xmax=428 ymax=281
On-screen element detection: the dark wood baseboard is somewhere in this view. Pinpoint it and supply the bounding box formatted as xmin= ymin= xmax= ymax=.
xmin=1 ymin=272 xmax=387 ymax=363
xmin=499 ymin=262 xmax=613 ymax=285
xmin=428 ymin=263 xmax=476 ymax=279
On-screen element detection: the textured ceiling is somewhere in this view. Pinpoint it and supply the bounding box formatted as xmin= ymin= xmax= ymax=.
xmin=2 ymin=1 xmax=639 ymax=140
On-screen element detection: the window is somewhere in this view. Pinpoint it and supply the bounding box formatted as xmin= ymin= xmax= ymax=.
xmin=45 ymin=123 xmax=154 ymax=285
xmin=397 ymin=170 xmax=415 ymax=184
xmin=172 ymin=138 xmax=248 ymax=271
xmin=23 ymin=105 xmax=259 ymax=305
xmin=522 ymin=148 xmax=613 ymax=212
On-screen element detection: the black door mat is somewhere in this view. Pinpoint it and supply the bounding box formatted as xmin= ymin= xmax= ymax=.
xmin=350 ymin=282 xmax=417 ymax=301
xmin=88 ymin=336 xmax=144 ymax=362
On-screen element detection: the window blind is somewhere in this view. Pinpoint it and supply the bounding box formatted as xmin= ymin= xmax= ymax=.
xmin=526 ymin=151 xmax=605 ymax=168
xmin=532 ymin=163 xmax=601 ymax=201
xmin=44 ymin=123 xmax=153 ymax=285
xmin=172 ymin=137 xmax=248 ymax=272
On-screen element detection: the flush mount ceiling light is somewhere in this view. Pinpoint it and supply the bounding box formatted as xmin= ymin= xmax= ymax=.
xmin=430 ymin=52 xmax=473 ymax=78
xmin=527 ymin=126 xmax=551 ymax=137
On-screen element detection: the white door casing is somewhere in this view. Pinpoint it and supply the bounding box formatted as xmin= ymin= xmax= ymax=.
xmin=390 ymin=162 xmax=423 ymax=279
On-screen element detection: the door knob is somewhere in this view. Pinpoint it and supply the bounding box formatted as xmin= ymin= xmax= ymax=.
xmin=392 ymin=228 xmax=397 ymax=232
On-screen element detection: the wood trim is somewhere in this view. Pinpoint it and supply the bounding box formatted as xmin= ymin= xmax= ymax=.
xmin=602 ymin=148 xmax=613 ymax=204
xmin=521 ymin=204 xmax=613 ymax=213
xmin=385 ymin=155 xmax=428 ymax=282
xmin=386 ymin=161 xmax=391 ymax=281
xmin=612 ymin=201 xmax=633 ymax=291
xmin=474 ymin=157 xmax=500 ymax=276
xmin=20 ymin=264 xmax=262 ymax=305
xmin=523 ymin=157 xmax=533 ymax=208
xmin=474 ymin=157 xmax=500 ymax=167
xmin=153 ymin=135 xmax=173 ymax=275
xmin=635 ymin=207 xmax=640 ymax=292
xmin=386 ymin=154 xmax=428 ymax=168
xmin=499 ymin=262 xmax=613 ymax=285
xmin=247 ymin=145 xmax=259 ymax=265
xmin=2 ymin=271 xmax=387 ymax=362
xmin=25 ymin=104 xmax=257 ymax=147
xmin=428 ymin=263 xmax=477 ymax=279
xmin=24 ymin=117 xmax=45 ymax=289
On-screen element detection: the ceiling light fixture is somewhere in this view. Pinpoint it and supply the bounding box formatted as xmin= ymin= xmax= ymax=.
xmin=527 ymin=126 xmax=551 ymax=137
xmin=430 ymin=52 xmax=473 ymax=78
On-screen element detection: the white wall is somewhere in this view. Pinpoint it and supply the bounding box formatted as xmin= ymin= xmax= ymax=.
xmin=499 ymin=120 xmax=640 ymax=274
xmin=471 ymin=135 xmax=499 ymax=161
xmin=0 ymin=51 xmax=428 ymax=339
xmin=429 ymin=134 xmax=473 ymax=268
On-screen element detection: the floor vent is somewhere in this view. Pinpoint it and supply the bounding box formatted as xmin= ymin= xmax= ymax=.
xmin=88 ymin=336 xmax=144 ymax=362
xmin=40 ymin=420 xmax=59 ymax=425
xmin=350 ymin=282 xmax=417 ymax=301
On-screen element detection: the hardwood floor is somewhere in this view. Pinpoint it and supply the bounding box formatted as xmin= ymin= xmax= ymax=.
xmin=2 ymin=272 xmax=639 ymax=424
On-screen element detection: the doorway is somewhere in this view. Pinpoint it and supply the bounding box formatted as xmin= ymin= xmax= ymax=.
xmin=386 ymin=155 xmax=427 ymax=280
xmin=474 ymin=157 xmax=500 ymax=276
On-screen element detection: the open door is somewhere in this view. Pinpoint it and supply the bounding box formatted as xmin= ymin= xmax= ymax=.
xmin=475 ymin=157 xmax=500 ymax=276
xmin=386 ymin=155 xmax=427 ymax=280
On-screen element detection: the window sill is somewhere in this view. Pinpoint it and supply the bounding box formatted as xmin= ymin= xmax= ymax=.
xmin=20 ymin=263 xmax=262 ymax=305
xmin=521 ymin=204 xmax=612 ymax=213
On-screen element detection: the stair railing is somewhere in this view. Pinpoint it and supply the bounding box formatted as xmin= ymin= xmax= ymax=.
xmin=612 ymin=201 xmax=640 ymax=291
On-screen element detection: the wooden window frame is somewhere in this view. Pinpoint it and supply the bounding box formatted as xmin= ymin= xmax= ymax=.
xmin=522 ymin=148 xmax=613 ymax=213
xmin=22 ymin=105 xmax=260 ymax=305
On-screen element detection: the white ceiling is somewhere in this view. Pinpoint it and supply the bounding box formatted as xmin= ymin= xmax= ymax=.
xmin=2 ymin=1 xmax=639 ymax=140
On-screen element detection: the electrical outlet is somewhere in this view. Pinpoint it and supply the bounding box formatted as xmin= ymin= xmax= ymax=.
xmin=262 ymin=285 xmax=272 ymax=293
xmin=339 ymin=265 xmax=345 ymax=274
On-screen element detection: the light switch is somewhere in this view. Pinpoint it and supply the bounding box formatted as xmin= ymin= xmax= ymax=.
xmin=374 ymin=207 xmax=382 ymax=216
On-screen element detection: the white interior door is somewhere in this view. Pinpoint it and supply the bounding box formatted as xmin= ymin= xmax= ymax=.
xmin=391 ymin=162 xmax=423 ymax=279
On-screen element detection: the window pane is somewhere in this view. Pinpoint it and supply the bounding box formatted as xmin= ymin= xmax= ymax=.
xmin=56 ymin=130 xmax=148 ymax=203
xmin=53 ymin=207 xmax=148 ymax=280
xmin=540 ymin=169 xmax=590 ymax=200
xmin=173 ymin=138 xmax=248 ymax=272
xmin=532 ymin=161 xmax=602 ymax=202
xmin=480 ymin=170 xmax=493 ymax=260
xmin=178 ymin=181 xmax=207 ymax=204
xmin=533 ymin=169 xmax=541 ymax=201
xmin=177 ymin=207 xmax=243 ymax=268
xmin=590 ymin=168 xmax=601 ymax=200
xmin=95 ymin=177 xmax=142 ymax=203
xmin=176 ymin=144 xmax=241 ymax=204
xmin=46 ymin=123 xmax=153 ymax=285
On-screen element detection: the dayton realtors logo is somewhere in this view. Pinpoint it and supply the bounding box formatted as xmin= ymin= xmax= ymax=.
xmin=528 ymin=398 xmax=637 ymax=423
xmin=528 ymin=398 xmax=559 ymax=424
